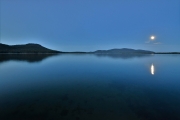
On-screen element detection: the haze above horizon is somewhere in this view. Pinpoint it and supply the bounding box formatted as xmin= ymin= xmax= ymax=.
xmin=0 ymin=0 xmax=180 ymax=52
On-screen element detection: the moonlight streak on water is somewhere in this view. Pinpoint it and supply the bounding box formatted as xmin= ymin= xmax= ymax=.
xmin=151 ymin=64 xmax=155 ymax=75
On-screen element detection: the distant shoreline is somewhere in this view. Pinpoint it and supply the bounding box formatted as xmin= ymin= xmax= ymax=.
xmin=0 ymin=53 xmax=180 ymax=55
xmin=0 ymin=43 xmax=179 ymax=54
xmin=155 ymin=52 xmax=180 ymax=54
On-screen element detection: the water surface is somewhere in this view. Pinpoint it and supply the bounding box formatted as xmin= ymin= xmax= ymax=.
xmin=0 ymin=54 xmax=180 ymax=120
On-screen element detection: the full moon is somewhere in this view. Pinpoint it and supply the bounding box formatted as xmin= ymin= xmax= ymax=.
xmin=150 ymin=36 xmax=155 ymax=40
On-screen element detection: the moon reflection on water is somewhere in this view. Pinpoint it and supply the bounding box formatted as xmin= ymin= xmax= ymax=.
xmin=151 ymin=64 xmax=155 ymax=75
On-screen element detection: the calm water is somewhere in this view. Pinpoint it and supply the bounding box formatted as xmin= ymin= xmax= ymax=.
xmin=0 ymin=54 xmax=180 ymax=120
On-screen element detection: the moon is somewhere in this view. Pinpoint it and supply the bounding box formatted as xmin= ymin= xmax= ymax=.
xmin=150 ymin=36 xmax=155 ymax=40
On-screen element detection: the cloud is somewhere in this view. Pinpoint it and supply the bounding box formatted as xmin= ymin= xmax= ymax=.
xmin=145 ymin=41 xmax=150 ymax=44
xmin=153 ymin=42 xmax=162 ymax=45
xmin=145 ymin=40 xmax=162 ymax=45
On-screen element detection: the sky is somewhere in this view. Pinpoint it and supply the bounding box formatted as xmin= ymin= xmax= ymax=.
xmin=0 ymin=0 xmax=180 ymax=52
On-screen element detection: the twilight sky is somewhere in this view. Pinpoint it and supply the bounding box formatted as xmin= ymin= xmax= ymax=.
xmin=0 ymin=0 xmax=180 ymax=52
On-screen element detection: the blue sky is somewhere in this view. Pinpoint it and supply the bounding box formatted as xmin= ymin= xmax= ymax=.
xmin=0 ymin=0 xmax=180 ymax=52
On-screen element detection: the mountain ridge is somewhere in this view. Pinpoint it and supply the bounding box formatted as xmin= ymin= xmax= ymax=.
xmin=0 ymin=43 xmax=180 ymax=54
xmin=0 ymin=43 xmax=60 ymax=53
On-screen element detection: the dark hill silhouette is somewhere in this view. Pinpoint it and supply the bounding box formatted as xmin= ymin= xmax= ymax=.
xmin=0 ymin=43 xmax=60 ymax=53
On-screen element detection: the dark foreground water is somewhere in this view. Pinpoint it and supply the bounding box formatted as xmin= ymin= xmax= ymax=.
xmin=0 ymin=54 xmax=180 ymax=120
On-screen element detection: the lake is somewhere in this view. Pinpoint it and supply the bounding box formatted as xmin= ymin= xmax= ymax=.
xmin=0 ymin=54 xmax=180 ymax=120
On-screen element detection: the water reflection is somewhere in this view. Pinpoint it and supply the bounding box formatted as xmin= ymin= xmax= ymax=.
xmin=1 ymin=54 xmax=180 ymax=120
xmin=0 ymin=54 xmax=59 ymax=63
xmin=151 ymin=64 xmax=155 ymax=75
xmin=94 ymin=53 xmax=153 ymax=59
